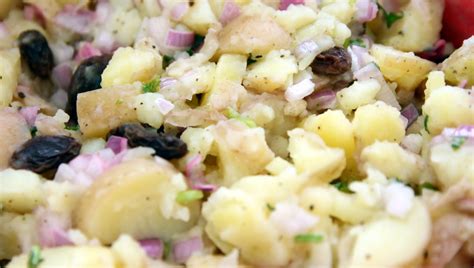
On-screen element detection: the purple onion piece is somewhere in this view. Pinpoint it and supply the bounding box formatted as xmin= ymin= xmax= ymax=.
xmin=401 ymin=103 xmax=419 ymax=128
xmin=172 ymin=236 xmax=204 ymax=264
xmin=139 ymin=238 xmax=164 ymax=260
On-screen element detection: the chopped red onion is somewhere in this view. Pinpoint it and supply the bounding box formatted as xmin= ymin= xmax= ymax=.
xmin=139 ymin=238 xmax=164 ymax=259
xmin=0 ymin=23 xmax=9 ymax=39
xmin=306 ymin=89 xmax=337 ymax=111
xmin=54 ymin=5 xmax=96 ymax=34
xmin=95 ymin=0 xmax=112 ymax=24
xmin=355 ymin=0 xmax=378 ymax=23
xmin=35 ymin=207 xmax=72 ymax=248
xmin=400 ymin=103 xmax=419 ymax=128
xmin=52 ymin=63 xmax=73 ymax=90
xmin=285 ymin=78 xmax=315 ymax=102
xmin=294 ymin=40 xmax=319 ymax=61
xmin=75 ymin=42 xmax=102 ymax=62
xmin=94 ymin=31 xmax=118 ymax=54
xmin=23 ymin=4 xmax=46 ymax=27
xmin=185 ymin=154 xmax=217 ymax=192
xmin=50 ymin=42 xmax=75 ymax=64
xmin=279 ymin=0 xmax=305 ymax=10
xmin=171 ymin=2 xmax=189 ymax=21
xmin=431 ymin=125 xmax=474 ymax=147
xmin=166 ymin=29 xmax=195 ymax=49
xmin=416 ymin=39 xmax=447 ymax=63
xmin=19 ymin=106 xmax=40 ymax=127
xmin=458 ymin=79 xmax=468 ymax=89
xmin=172 ymin=236 xmax=204 ymax=264
xmin=160 ymin=77 xmax=178 ymax=91
xmin=155 ymin=97 xmax=175 ymax=115
xmin=106 ymin=136 xmax=128 ymax=154
xmin=220 ymin=0 xmax=241 ymax=25
xmin=348 ymin=45 xmax=372 ymax=72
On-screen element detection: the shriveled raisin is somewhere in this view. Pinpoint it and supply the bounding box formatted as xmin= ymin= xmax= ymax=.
xmin=10 ymin=136 xmax=81 ymax=174
xmin=18 ymin=30 xmax=54 ymax=79
xmin=108 ymin=124 xmax=188 ymax=160
xmin=311 ymin=47 xmax=352 ymax=75
xmin=66 ymin=55 xmax=111 ymax=123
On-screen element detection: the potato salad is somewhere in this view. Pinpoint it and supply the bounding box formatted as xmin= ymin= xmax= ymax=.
xmin=0 ymin=0 xmax=473 ymax=267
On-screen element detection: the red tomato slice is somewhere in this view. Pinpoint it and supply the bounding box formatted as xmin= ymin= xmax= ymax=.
xmin=442 ymin=0 xmax=474 ymax=48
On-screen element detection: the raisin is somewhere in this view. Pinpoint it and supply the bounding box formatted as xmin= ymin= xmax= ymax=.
xmin=66 ymin=55 xmax=111 ymax=123
xmin=310 ymin=47 xmax=352 ymax=75
xmin=18 ymin=30 xmax=54 ymax=79
xmin=10 ymin=136 xmax=81 ymax=174
xmin=108 ymin=124 xmax=188 ymax=160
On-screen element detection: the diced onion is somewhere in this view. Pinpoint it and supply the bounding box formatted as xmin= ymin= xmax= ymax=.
xmin=106 ymin=136 xmax=128 ymax=154
xmin=400 ymin=103 xmax=419 ymax=128
xmin=0 ymin=23 xmax=9 ymax=39
xmin=305 ymin=89 xmax=337 ymax=111
xmin=35 ymin=207 xmax=72 ymax=248
xmin=172 ymin=236 xmax=204 ymax=264
xmin=355 ymin=0 xmax=378 ymax=23
xmin=54 ymin=5 xmax=95 ymax=34
xmin=155 ymin=97 xmax=175 ymax=115
xmin=166 ymin=29 xmax=195 ymax=49
xmin=285 ymin=78 xmax=315 ymax=102
xmin=19 ymin=106 xmax=40 ymax=127
xmin=269 ymin=201 xmax=319 ymax=236
xmin=279 ymin=0 xmax=305 ymax=10
xmin=52 ymin=63 xmax=73 ymax=90
xmin=139 ymin=238 xmax=164 ymax=260
xmin=75 ymin=42 xmax=102 ymax=62
xmin=171 ymin=2 xmax=189 ymax=21
xmin=382 ymin=182 xmax=414 ymax=218
xmin=220 ymin=0 xmax=241 ymax=25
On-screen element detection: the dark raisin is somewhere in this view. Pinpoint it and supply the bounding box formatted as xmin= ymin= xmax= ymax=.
xmin=310 ymin=47 xmax=352 ymax=75
xmin=108 ymin=123 xmax=188 ymax=160
xmin=18 ymin=30 xmax=54 ymax=79
xmin=66 ymin=55 xmax=111 ymax=123
xmin=10 ymin=136 xmax=81 ymax=174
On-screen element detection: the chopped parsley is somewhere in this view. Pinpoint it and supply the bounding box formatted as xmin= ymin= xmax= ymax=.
xmin=419 ymin=182 xmax=439 ymax=192
xmin=163 ymin=55 xmax=175 ymax=69
xmin=225 ymin=107 xmax=257 ymax=128
xmin=294 ymin=233 xmax=324 ymax=243
xmin=377 ymin=3 xmax=404 ymax=28
xmin=423 ymin=115 xmax=430 ymax=134
xmin=330 ymin=179 xmax=353 ymax=194
xmin=142 ymin=78 xmax=160 ymax=93
xmin=115 ymin=99 xmax=124 ymax=105
xmin=30 ymin=126 xmax=38 ymax=137
xmin=186 ymin=34 xmax=205 ymax=56
xmin=266 ymin=203 xmax=275 ymax=211
xmin=28 ymin=245 xmax=43 ymax=268
xmin=176 ymin=190 xmax=204 ymax=205
xmin=163 ymin=240 xmax=172 ymax=260
xmin=451 ymin=136 xmax=467 ymax=150
xmin=65 ymin=124 xmax=80 ymax=131
xmin=344 ymin=38 xmax=366 ymax=48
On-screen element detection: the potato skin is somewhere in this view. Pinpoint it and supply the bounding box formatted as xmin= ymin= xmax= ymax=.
xmin=217 ymin=15 xmax=292 ymax=56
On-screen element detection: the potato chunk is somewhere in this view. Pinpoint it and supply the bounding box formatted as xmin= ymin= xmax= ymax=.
xmin=218 ymin=15 xmax=291 ymax=56
xmin=74 ymin=158 xmax=199 ymax=244
xmin=0 ymin=169 xmax=44 ymax=213
xmin=77 ymin=84 xmax=141 ymax=138
xmin=441 ymin=37 xmax=474 ymax=87
xmin=0 ymin=48 xmax=21 ymax=107
xmin=182 ymin=0 xmax=218 ymax=35
xmin=0 ymin=108 xmax=31 ymax=169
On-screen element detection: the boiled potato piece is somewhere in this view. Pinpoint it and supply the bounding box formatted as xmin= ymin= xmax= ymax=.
xmin=320 ymin=1 xmax=354 ymax=24
xmin=0 ymin=212 xmax=21 ymax=260
xmin=430 ymin=142 xmax=474 ymax=189
xmin=424 ymin=70 xmax=445 ymax=98
xmin=74 ymin=158 xmax=199 ymax=244
xmin=243 ymin=50 xmax=297 ymax=93
xmin=352 ymin=101 xmax=405 ymax=147
xmin=370 ymin=44 xmax=435 ymax=91
xmin=441 ymin=37 xmax=474 ymax=87
xmin=7 ymin=246 xmax=119 ymax=268
xmin=101 ymin=46 xmax=162 ymax=88
xmin=0 ymin=169 xmax=44 ymax=213
xmin=182 ymin=0 xmax=218 ymax=35
xmin=0 ymin=108 xmax=31 ymax=169
xmin=77 ymin=84 xmax=141 ymax=138
xmin=218 ymin=15 xmax=291 ymax=55
xmin=3 ymin=10 xmax=47 ymax=39
xmin=0 ymin=48 xmax=21 ymax=107
xmin=273 ymin=4 xmax=317 ymax=33
xmin=336 ymin=79 xmax=381 ymax=113
xmin=111 ymin=235 xmax=148 ymax=268
xmin=295 ymin=11 xmax=351 ymax=46
xmin=288 ymin=128 xmax=346 ymax=183
xmin=422 ymin=86 xmax=474 ymax=135
xmin=103 ymin=8 xmax=142 ymax=46
xmin=0 ymin=0 xmax=20 ymax=19
xmin=348 ymin=200 xmax=431 ymax=267
xmin=211 ymin=120 xmax=274 ymax=186
xmin=368 ymin=0 xmax=443 ymax=52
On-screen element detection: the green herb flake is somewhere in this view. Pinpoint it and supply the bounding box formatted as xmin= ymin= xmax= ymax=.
xmin=266 ymin=203 xmax=275 ymax=211
xmin=176 ymin=190 xmax=204 ymax=204
xmin=451 ymin=136 xmax=467 ymax=150
xmin=28 ymin=245 xmax=43 ymax=268
xmin=163 ymin=55 xmax=175 ymax=69
xmin=330 ymin=179 xmax=353 ymax=194
xmin=423 ymin=115 xmax=430 ymax=134
xmin=115 ymin=99 xmax=124 ymax=105
xmin=344 ymin=38 xmax=366 ymax=48
xmin=225 ymin=108 xmax=257 ymax=128
xmin=163 ymin=240 xmax=172 ymax=260
xmin=377 ymin=3 xmax=404 ymax=28
xmin=65 ymin=124 xmax=80 ymax=131
xmin=294 ymin=233 xmax=324 ymax=244
xmin=419 ymin=182 xmax=439 ymax=192
xmin=142 ymin=78 xmax=160 ymax=93
xmin=30 ymin=126 xmax=38 ymax=137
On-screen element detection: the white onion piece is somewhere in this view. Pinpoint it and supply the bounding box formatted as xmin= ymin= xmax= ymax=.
xmin=95 ymin=0 xmax=112 ymax=24
xmin=0 ymin=23 xmax=9 ymax=39
xmin=294 ymin=40 xmax=319 ymax=61
xmin=52 ymin=63 xmax=73 ymax=90
xmin=457 ymin=79 xmax=468 ymax=89
xmin=382 ymin=182 xmax=414 ymax=218
xmin=285 ymin=78 xmax=315 ymax=102
xmin=348 ymin=45 xmax=373 ymax=72
xmin=172 ymin=236 xmax=204 ymax=264
xmin=220 ymin=0 xmax=241 ymax=25
xmin=269 ymin=201 xmax=319 ymax=236
xmin=279 ymin=0 xmax=305 ymax=10
xmin=185 ymin=154 xmax=217 ymax=192
xmin=160 ymin=77 xmax=178 ymax=91
xmin=106 ymin=136 xmax=128 ymax=154
xmin=19 ymin=106 xmax=40 ymax=127
xmin=94 ymin=31 xmax=117 ymax=54
xmin=171 ymin=2 xmax=189 ymax=21
xmin=400 ymin=103 xmax=419 ymax=128
xmin=139 ymin=238 xmax=164 ymax=259
xmin=155 ymin=97 xmax=175 ymax=115
xmin=166 ymin=29 xmax=195 ymax=48
xmin=35 ymin=207 xmax=72 ymax=248
xmin=50 ymin=42 xmax=75 ymax=64
xmin=355 ymin=0 xmax=378 ymax=23
xmin=54 ymin=5 xmax=95 ymax=34
xmin=306 ymin=89 xmax=337 ymax=111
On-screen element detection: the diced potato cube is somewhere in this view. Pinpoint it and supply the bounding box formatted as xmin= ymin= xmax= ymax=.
xmin=370 ymin=44 xmax=435 ymax=91
xmin=180 ymin=127 xmax=214 ymax=157
xmin=134 ymin=93 xmax=166 ymax=129
xmin=0 ymin=213 xmax=37 ymax=260
xmin=441 ymin=37 xmax=474 ymax=87
xmin=0 ymin=48 xmax=21 ymax=107
xmin=425 ymin=71 xmax=445 ymax=98
xmin=295 ymin=12 xmax=351 ymax=46
xmin=337 ymin=79 xmax=381 ymax=113
xmin=430 ymin=142 xmax=474 ymax=189
xmin=243 ymin=50 xmax=297 ymax=93
xmin=111 ymin=235 xmax=148 ymax=268
xmin=422 ymin=86 xmax=474 ymax=135
xmin=104 ymin=8 xmax=142 ymax=46
xmin=320 ymin=1 xmax=354 ymax=24
xmin=182 ymin=0 xmax=218 ymax=35
xmin=0 ymin=169 xmax=44 ymax=213
xmin=77 ymin=84 xmax=141 ymax=138
xmin=352 ymin=101 xmax=406 ymax=147
xmin=274 ymin=4 xmax=317 ymax=33
xmin=101 ymin=46 xmax=162 ymax=88
xmin=0 ymin=108 xmax=31 ymax=169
